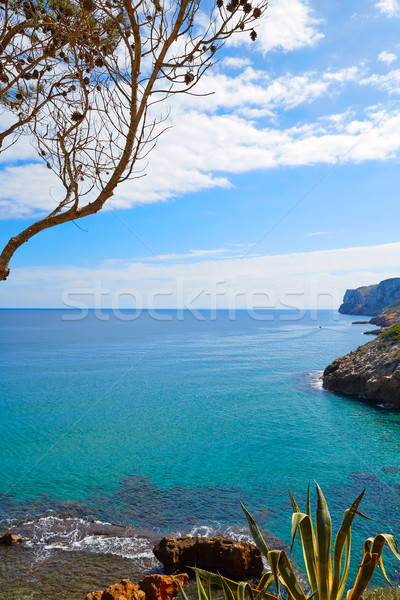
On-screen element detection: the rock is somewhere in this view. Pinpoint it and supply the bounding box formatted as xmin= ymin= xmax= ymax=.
xmin=323 ymin=324 xmax=400 ymax=408
xmin=86 ymin=574 xmax=189 ymax=600
xmin=153 ymin=536 xmax=263 ymax=579
xmin=338 ymin=284 xmax=378 ymax=315
xmin=382 ymin=466 xmax=399 ymax=474
xmin=339 ymin=278 xmax=400 ymax=316
xmin=370 ymin=302 xmax=400 ymax=328
xmin=86 ymin=579 xmax=145 ymax=600
xmin=352 ymin=321 xmax=370 ymax=324
xmin=363 ymin=328 xmax=388 ymax=335
xmin=0 ymin=533 xmax=24 ymax=545
xmin=138 ymin=574 xmax=188 ymax=600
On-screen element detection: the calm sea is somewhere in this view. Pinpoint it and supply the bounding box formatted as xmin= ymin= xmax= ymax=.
xmin=0 ymin=309 xmax=399 ymax=599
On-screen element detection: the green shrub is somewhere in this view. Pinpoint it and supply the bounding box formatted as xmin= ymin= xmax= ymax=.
xmin=379 ymin=324 xmax=400 ymax=345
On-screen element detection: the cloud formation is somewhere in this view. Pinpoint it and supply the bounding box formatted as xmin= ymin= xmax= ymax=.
xmin=378 ymin=50 xmax=397 ymax=64
xmin=2 ymin=242 xmax=400 ymax=309
xmin=375 ymin=0 xmax=400 ymax=17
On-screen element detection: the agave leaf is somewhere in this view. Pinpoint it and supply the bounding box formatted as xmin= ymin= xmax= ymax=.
xmin=193 ymin=567 xmax=225 ymax=587
xmin=179 ymin=582 xmax=190 ymax=600
xmin=372 ymin=533 xmax=400 ymax=560
xmin=337 ymin=528 xmax=351 ymax=600
xmin=290 ymin=512 xmax=318 ymax=597
xmin=194 ymin=568 xmax=252 ymax=596
xmin=196 ymin=571 xmax=211 ymax=600
xmin=278 ymin=550 xmax=307 ymax=600
xmin=306 ymin=482 xmax=312 ymax=519
xmin=363 ymin=538 xmax=373 ymax=554
xmin=288 ymin=486 xmax=301 ymax=513
xmin=254 ymin=587 xmax=281 ymax=600
xmin=218 ymin=574 xmax=236 ymax=600
xmin=355 ymin=510 xmax=374 ymax=521
xmin=238 ymin=582 xmax=254 ymax=600
xmin=240 ymin=501 xmax=270 ymax=559
xmin=306 ymin=481 xmax=317 ymax=560
xmin=256 ymin=572 xmax=273 ymax=591
xmin=370 ymin=533 xmax=400 ymax=586
xmin=347 ymin=552 xmax=379 ymax=600
xmin=330 ymin=489 xmax=365 ymax=600
xmin=268 ymin=549 xmax=281 ymax=595
xmin=315 ymin=483 xmax=332 ymax=600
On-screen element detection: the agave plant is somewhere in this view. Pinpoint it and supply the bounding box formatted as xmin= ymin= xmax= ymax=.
xmin=180 ymin=483 xmax=400 ymax=600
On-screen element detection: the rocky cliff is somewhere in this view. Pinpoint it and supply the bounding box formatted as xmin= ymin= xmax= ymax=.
xmin=338 ymin=278 xmax=400 ymax=316
xmin=369 ymin=301 xmax=400 ymax=327
xmin=323 ymin=325 xmax=400 ymax=407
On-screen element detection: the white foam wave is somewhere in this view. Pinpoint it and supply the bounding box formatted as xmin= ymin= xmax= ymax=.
xmin=309 ymin=370 xmax=324 ymax=390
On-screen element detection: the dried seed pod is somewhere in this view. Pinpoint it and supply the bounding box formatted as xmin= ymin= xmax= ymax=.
xmin=243 ymin=2 xmax=252 ymax=12
xmin=184 ymin=72 xmax=194 ymax=85
xmin=253 ymin=6 xmax=261 ymax=17
xmin=71 ymin=111 xmax=84 ymax=121
xmin=250 ymin=29 xmax=257 ymax=40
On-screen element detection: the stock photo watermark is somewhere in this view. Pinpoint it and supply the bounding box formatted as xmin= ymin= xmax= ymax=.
xmin=61 ymin=280 xmax=340 ymax=322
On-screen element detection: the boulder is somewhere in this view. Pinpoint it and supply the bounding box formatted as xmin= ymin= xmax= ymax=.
xmin=86 ymin=574 xmax=189 ymax=600
xmin=86 ymin=579 xmax=145 ymax=600
xmin=153 ymin=536 xmax=263 ymax=579
xmin=138 ymin=574 xmax=188 ymax=600
xmin=0 ymin=532 xmax=24 ymax=545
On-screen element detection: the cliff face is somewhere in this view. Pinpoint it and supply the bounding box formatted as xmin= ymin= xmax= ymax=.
xmin=338 ymin=278 xmax=400 ymax=316
xmin=323 ymin=325 xmax=400 ymax=408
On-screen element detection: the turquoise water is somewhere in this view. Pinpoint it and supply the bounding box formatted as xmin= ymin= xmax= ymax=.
xmin=0 ymin=309 xmax=399 ymax=598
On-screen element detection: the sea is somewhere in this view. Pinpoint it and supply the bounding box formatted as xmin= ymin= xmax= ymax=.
xmin=0 ymin=309 xmax=399 ymax=600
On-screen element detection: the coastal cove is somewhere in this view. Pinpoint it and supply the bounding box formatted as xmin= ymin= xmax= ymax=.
xmin=1 ymin=309 xmax=399 ymax=599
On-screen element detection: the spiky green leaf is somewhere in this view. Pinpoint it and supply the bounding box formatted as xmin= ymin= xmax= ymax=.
xmin=315 ymin=483 xmax=332 ymax=600
xmin=240 ymin=501 xmax=270 ymax=559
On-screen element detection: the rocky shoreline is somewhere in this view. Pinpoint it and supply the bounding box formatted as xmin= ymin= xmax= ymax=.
xmin=324 ymin=278 xmax=400 ymax=407
xmin=323 ymin=325 xmax=400 ymax=408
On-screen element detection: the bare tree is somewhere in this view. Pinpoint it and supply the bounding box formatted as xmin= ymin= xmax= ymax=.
xmin=0 ymin=0 xmax=267 ymax=281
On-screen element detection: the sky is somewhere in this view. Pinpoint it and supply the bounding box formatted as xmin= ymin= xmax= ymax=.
xmin=1 ymin=0 xmax=400 ymax=309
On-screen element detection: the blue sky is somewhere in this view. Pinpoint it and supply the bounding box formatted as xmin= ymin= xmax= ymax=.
xmin=1 ymin=0 xmax=400 ymax=308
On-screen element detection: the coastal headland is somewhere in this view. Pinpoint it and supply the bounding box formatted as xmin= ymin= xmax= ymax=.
xmin=323 ymin=278 xmax=400 ymax=407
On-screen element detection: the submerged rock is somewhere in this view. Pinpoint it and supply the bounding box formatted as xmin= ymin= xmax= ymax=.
xmin=153 ymin=536 xmax=263 ymax=579
xmin=0 ymin=532 xmax=24 ymax=545
xmin=323 ymin=324 xmax=400 ymax=408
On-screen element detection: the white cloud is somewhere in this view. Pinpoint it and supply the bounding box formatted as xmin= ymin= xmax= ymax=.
xmin=2 ymin=242 xmax=400 ymax=309
xmin=222 ymin=57 xmax=253 ymax=69
xmin=2 ymin=103 xmax=400 ymax=219
xmin=378 ymin=50 xmax=397 ymax=65
xmin=361 ymin=68 xmax=400 ymax=94
xmin=257 ymin=0 xmax=324 ymax=54
xmin=305 ymin=231 xmax=329 ymax=237
xmin=375 ymin=0 xmax=400 ymax=17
